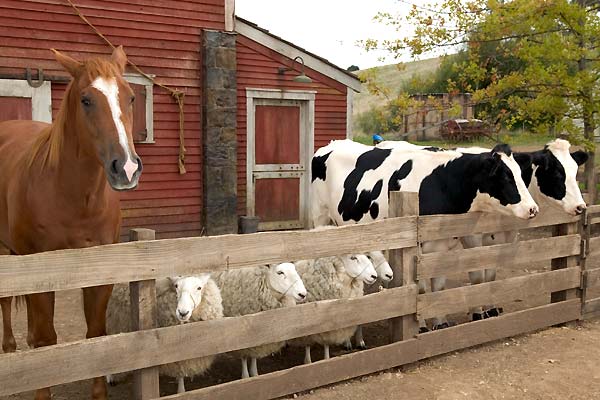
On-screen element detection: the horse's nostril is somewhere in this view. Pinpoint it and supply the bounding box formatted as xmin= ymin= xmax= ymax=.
xmin=110 ymin=159 xmax=119 ymax=175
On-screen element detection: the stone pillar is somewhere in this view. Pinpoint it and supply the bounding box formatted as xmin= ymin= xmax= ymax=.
xmin=202 ymin=30 xmax=238 ymax=236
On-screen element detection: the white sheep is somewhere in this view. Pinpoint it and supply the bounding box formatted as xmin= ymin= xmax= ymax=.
xmin=105 ymin=274 xmax=223 ymax=394
xmin=213 ymin=262 xmax=307 ymax=378
xmin=346 ymin=250 xmax=393 ymax=350
xmin=290 ymin=254 xmax=377 ymax=363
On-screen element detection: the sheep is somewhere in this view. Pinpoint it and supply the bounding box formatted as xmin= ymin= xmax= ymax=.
xmin=346 ymin=250 xmax=393 ymax=350
xmin=290 ymin=254 xmax=377 ymax=363
xmin=105 ymin=274 xmax=223 ymax=394
xmin=213 ymin=262 xmax=307 ymax=378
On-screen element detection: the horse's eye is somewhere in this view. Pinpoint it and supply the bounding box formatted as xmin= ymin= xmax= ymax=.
xmin=130 ymin=96 xmax=135 ymax=104
xmin=81 ymin=97 xmax=91 ymax=107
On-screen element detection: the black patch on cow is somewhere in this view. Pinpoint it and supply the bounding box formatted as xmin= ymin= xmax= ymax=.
xmin=312 ymin=151 xmax=331 ymax=182
xmin=338 ymin=147 xmax=391 ymax=222
xmin=531 ymin=149 xmax=566 ymax=201
xmin=419 ymin=151 xmax=522 ymax=214
xmin=423 ymin=146 xmax=444 ymax=152
xmin=388 ymin=160 xmax=413 ymax=195
xmin=513 ymin=152 xmax=534 ymax=186
xmin=370 ymin=202 xmax=380 ymax=219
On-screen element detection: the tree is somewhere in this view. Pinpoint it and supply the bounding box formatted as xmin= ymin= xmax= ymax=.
xmin=365 ymin=0 xmax=600 ymax=201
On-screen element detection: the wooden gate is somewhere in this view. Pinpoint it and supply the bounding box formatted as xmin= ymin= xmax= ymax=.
xmin=246 ymin=89 xmax=315 ymax=231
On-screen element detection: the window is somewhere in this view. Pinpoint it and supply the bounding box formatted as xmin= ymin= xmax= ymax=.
xmin=124 ymin=73 xmax=154 ymax=144
xmin=0 ymin=79 xmax=52 ymax=123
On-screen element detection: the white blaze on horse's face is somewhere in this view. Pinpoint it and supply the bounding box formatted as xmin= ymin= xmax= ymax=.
xmin=367 ymin=251 xmax=393 ymax=282
xmin=91 ymin=77 xmax=139 ymax=184
xmin=267 ymin=262 xmax=307 ymax=303
xmin=169 ymin=274 xmax=211 ymax=323
xmin=342 ymin=254 xmax=378 ymax=285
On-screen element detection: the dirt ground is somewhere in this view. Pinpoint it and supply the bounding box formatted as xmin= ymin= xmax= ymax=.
xmin=3 ymin=227 xmax=600 ymax=400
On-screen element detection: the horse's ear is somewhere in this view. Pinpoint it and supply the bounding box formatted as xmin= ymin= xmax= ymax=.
xmin=111 ymin=45 xmax=128 ymax=74
xmin=51 ymin=49 xmax=83 ymax=77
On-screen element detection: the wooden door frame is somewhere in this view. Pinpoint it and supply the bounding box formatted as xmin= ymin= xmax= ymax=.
xmin=0 ymin=79 xmax=52 ymax=122
xmin=246 ymin=88 xmax=315 ymax=230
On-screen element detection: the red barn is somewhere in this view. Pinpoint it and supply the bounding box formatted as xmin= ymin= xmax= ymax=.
xmin=0 ymin=0 xmax=361 ymax=240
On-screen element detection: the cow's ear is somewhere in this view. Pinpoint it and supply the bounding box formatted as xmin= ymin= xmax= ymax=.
xmin=532 ymin=150 xmax=550 ymax=170
xmin=571 ymin=150 xmax=589 ymax=166
xmin=513 ymin=153 xmax=532 ymax=171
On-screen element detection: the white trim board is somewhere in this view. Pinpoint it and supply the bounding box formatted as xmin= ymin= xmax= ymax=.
xmin=236 ymin=19 xmax=362 ymax=93
xmin=0 ymin=79 xmax=52 ymax=123
xmin=124 ymin=72 xmax=155 ymax=144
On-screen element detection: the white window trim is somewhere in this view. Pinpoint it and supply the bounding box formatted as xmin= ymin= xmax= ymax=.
xmin=124 ymin=72 xmax=155 ymax=144
xmin=246 ymin=88 xmax=315 ymax=230
xmin=0 ymin=79 xmax=52 ymax=122
xmin=346 ymin=87 xmax=354 ymax=139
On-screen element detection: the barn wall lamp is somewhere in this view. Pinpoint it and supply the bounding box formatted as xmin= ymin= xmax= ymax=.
xmin=277 ymin=56 xmax=312 ymax=83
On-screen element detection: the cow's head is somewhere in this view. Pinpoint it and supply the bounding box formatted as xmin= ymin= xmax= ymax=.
xmin=472 ymin=144 xmax=539 ymax=219
xmin=528 ymin=139 xmax=588 ymax=215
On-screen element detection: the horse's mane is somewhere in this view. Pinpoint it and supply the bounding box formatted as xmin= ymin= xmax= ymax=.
xmin=27 ymin=57 xmax=122 ymax=169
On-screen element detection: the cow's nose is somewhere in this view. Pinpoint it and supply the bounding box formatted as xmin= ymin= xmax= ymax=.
xmin=575 ymin=205 xmax=586 ymax=215
xmin=529 ymin=207 xmax=539 ymax=218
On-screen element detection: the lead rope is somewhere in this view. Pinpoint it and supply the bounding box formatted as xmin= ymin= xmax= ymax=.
xmin=65 ymin=0 xmax=187 ymax=174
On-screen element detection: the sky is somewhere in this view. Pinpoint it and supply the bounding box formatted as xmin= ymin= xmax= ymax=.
xmin=235 ymin=0 xmax=416 ymax=70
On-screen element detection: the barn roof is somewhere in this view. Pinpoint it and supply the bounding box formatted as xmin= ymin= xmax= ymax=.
xmin=235 ymin=17 xmax=362 ymax=92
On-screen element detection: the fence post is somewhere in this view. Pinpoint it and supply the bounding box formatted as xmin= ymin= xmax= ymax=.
xmin=388 ymin=191 xmax=419 ymax=342
xmin=129 ymin=228 xmax=160 ymax=400
xmin=550 ymin=216 xmax=580 ymax=303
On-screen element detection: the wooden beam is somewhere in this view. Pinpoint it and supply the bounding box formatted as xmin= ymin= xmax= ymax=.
xmin=417 ymin=268 xmax=581 ymax=320
xmin=583 ymin=268 xmax=600 ymax=290
xmin=418 ymin=235 xmax=581 ymax=279
xmin=582 ymin=297 xmax=600 ymax=316
xmin=388 ymin=191 xmax=419 ymax=342
xmin=128 ymin=229 xmax=160 ymax=400
xmin=419 ymin=209 xmax=579 ymax=242
xmin=0 ymin=285 xmax=416 ymax=396
xmin=0 ymin=216 xmax=417 ymax=297
xmin=585 ymin=204 xmax=600 ymax=214
xmin=160 ymin=300 xmax=580 ymax=400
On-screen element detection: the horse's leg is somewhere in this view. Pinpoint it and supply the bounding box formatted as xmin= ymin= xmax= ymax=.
xmin=28 ymin=292 xmax=57 ymax=400
xmin=0 ymin=297 xmax=16 ymax=352
xmin=82 ymin=285 xmax=113 ymax=400
xmin=25 ymin=295 xmax=35 ymax=348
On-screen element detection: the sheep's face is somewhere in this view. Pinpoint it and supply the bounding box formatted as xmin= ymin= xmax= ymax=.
xmin=367 ymin=251 xmax=393 ymax=283
xmin=169 ymin=274 xmax=211 ymax=322
xmin=267 ymin=262 xmax=307 ymax=303
xmin=341 ymin=254 xmax=378 ymax=285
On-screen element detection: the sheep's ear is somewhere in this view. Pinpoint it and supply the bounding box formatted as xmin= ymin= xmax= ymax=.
xmin=197 ymin=273 xmax=211 ymax=284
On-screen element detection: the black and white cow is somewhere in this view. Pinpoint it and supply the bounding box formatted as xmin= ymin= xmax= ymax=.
xmin=377 ymin=138 xmax=588 ymax=322
xmin=311 ymin=139 xmax=539 ymax=226
xmin=311 ymin=139 xmax=539 ymax=334
xmin=456 ymin=139 xmax=588 ymax=319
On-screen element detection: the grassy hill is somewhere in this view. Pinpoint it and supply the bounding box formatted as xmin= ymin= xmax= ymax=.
xmin=352 ymin=57 xmax=442 ymax=117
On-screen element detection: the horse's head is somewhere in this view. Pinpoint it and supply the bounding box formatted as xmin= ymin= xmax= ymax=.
xmin=52 ymin=46 xmax=143 ymax=191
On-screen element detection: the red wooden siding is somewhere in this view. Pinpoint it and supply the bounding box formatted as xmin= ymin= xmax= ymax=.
xmin=236 ymin=35 xmax=349 ymax=216
xmin=255 ymin=105 xmax=300 ymax=164
xmin=1 ymin=0 xmax=226 ymax=240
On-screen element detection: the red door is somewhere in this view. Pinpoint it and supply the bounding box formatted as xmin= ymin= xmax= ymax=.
xmin=250 ymin=100 xmax=307 ymax=230
xmin=0 ymin=97 xmax=33 ymax=121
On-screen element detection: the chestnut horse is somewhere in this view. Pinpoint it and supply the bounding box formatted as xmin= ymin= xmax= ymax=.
xmin=0 ymin=47 xmax=142 ymax=400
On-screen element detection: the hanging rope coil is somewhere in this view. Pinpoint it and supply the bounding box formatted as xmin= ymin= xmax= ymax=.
xmin=65 ymin=0 xmax=187 ymax=174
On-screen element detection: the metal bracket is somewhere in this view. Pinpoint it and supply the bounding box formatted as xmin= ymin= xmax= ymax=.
xmin=26 ymin=68 xmax=45 ymax=88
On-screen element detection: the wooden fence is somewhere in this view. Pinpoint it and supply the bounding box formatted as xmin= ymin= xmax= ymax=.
xmin=0 ymin=192 xmax=593 ymax=399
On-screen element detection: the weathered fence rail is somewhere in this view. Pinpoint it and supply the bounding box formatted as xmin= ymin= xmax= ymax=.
xmin=0 ymin=192 xmax=594 ymax=399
